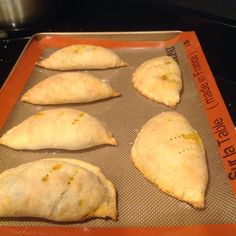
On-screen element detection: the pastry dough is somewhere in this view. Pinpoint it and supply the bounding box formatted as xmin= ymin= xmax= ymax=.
xmin=0 ymin=108 xmax=117 ymax=150
xmin=131 ymin=112 xmax=208 ymax=208
xmin=36 ymin=44 xmax=127 ymax=70
xmin=0 ymin=158 xmax=117 ymax=222
xmin=21 ymin=72 xmax=120 ymax=105
xmin=132 ymin=56 xmax=182 ymax=108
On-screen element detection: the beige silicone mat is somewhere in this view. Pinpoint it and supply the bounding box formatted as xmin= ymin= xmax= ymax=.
xmin=0 ymin=39 xmax=236 ymax=227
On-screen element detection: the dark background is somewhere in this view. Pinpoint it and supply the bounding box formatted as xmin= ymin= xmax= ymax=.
xmin=0 ymin=0 xmax=235 ymax=123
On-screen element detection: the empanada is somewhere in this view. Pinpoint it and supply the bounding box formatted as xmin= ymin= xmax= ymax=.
xmin=0 ymin=108 xmax=117 ymax=150
xmin=131 ymin=112 xmax=208 ymax=208
xmin=21 ymin=72 xmax=120 ymax=105
xmin=36 ymin=44 xmax=127 ymax=70
xmin=0 ymin=158 xmax=117 ymax=222
xmin=132 ymin=56 xmax=182 ymax=108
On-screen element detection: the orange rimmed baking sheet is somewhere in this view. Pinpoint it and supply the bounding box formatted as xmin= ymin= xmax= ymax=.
xmin=0 ymin=31 xmax=236 ymax=235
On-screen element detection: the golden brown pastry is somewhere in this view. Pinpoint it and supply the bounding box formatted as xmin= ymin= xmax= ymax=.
xmin=131 ymin=112 xmax=208 ymax=208
xmin=0 ymin=158 xmax=117 ymax=222
xmin=36 ymin=44 xmax=127 ymax=70
xmin=132 ymin=56 xmax=182 ymax=108
xmin=0 ymin=108 xmax=117 ymax=150
xmin=21 ymin=72 xmax=120 ymax=105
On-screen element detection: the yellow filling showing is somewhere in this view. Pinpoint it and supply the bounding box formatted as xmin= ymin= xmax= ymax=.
xmin=159 ymin=75 xmax=178 ymax=83
xmin=79 ymin=199 xmax=85 ymax=208
xmin=79 ymin=112 xmax=85 ymax=117
xmin=182 ymin=132 xmax=203 ymax=147
xmin=58 ymin=112 xmax=65 ymax=117
xmin=52 ymin=164 xmax=63 ymax=171
xmin=74 ymin=45 xmax=86 ymax=53
xmin=72 ymin=113 xmax=85 ymax=124
xmin=42 ymin=174 xmax=49 ymax=182
xmin=33 ymin=112 xmax=45 ymax=119
xmin=72 ymin=118 xmax=79 ymax=125
xmin=68 ymin=176 xmax=74 ymax=185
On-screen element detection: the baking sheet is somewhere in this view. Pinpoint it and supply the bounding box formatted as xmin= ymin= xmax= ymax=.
xmin=0 ymin=32 xmax=236 ymax=229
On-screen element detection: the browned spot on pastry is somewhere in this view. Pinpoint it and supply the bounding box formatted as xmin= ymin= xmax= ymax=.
xmin=160 ymin=75 xmax=168 ymax=81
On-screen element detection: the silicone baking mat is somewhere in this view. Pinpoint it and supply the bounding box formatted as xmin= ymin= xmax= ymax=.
xmin=0 ymin=31 xmax=236 ymax=235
